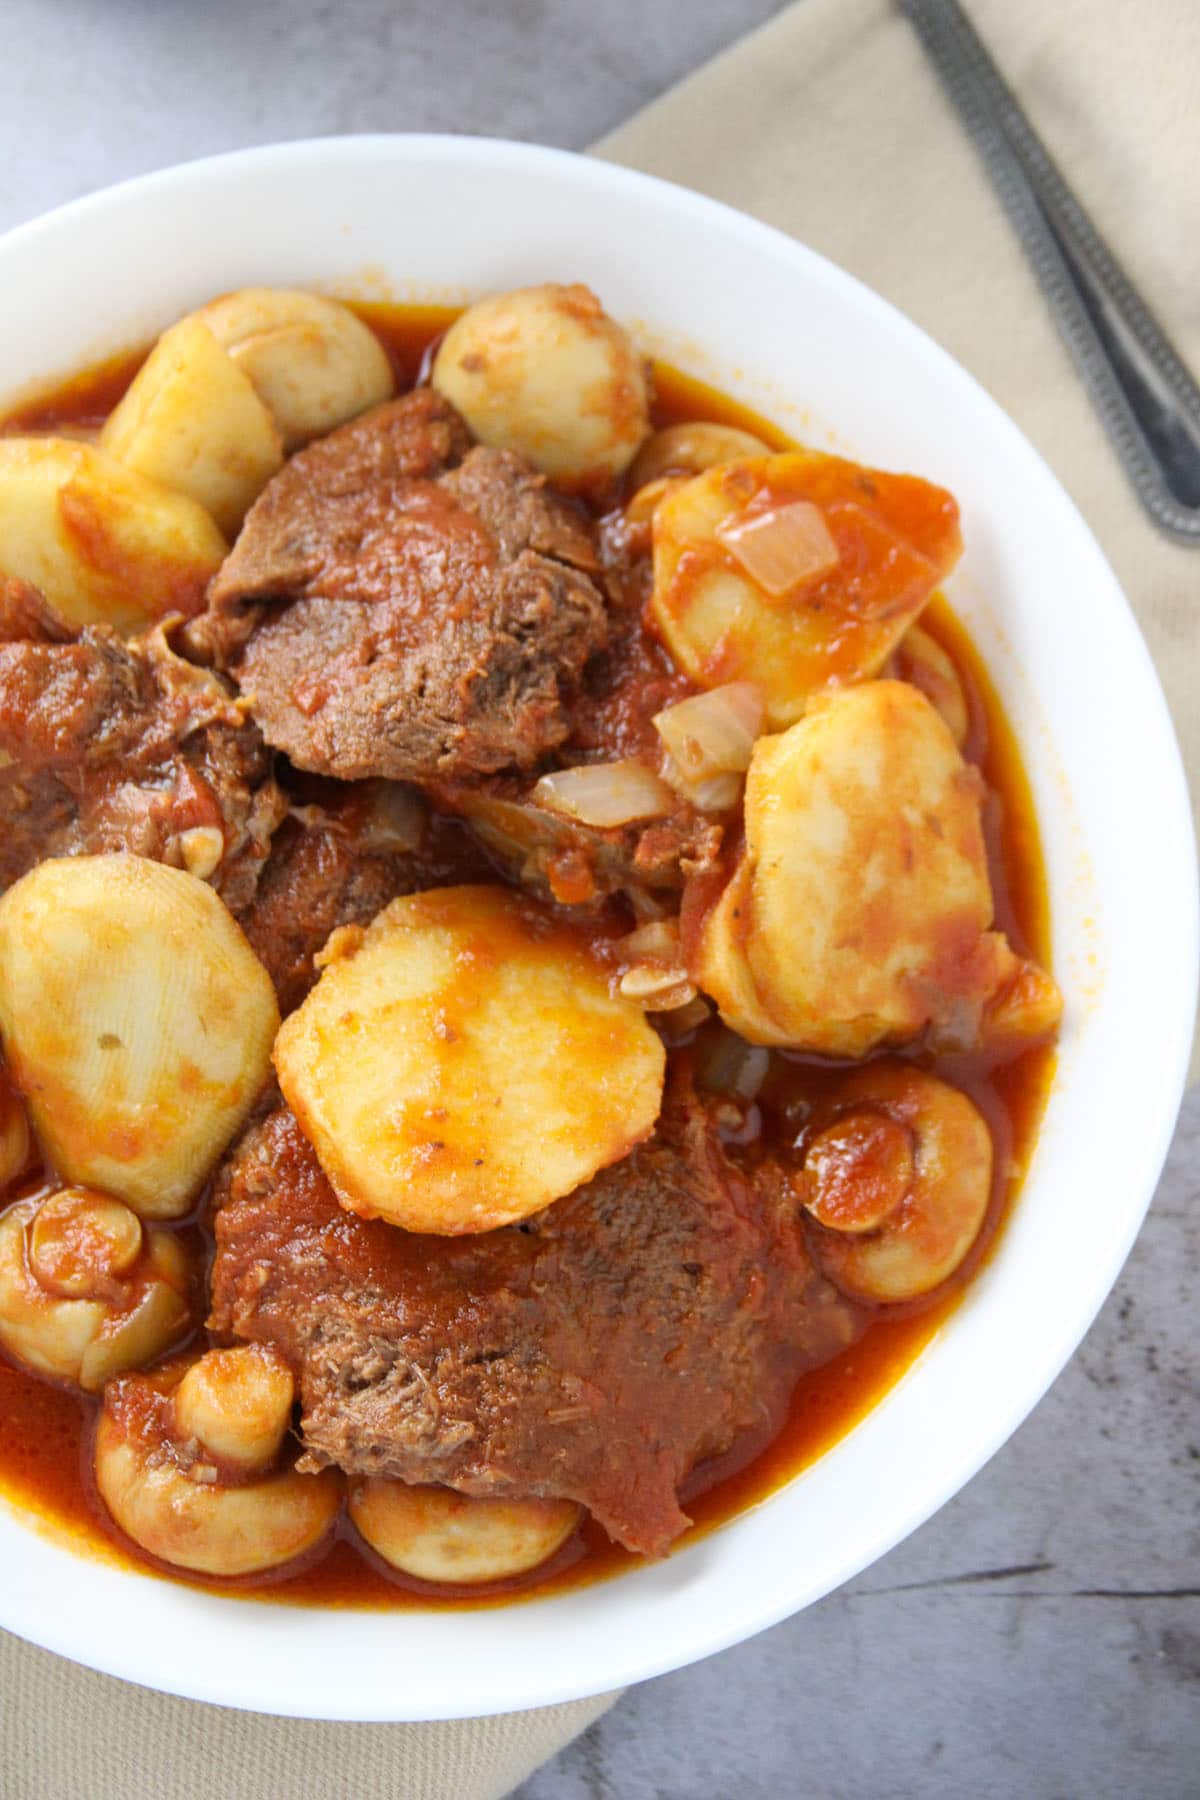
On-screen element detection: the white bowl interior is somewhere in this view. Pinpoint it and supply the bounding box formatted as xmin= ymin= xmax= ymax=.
xmin=0 ymin=137 xmax=1194 ymax=1720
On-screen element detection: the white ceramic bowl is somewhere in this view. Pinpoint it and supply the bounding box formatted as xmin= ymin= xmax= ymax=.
xmin=0 ymin=136 xmax=1195 ymax=1721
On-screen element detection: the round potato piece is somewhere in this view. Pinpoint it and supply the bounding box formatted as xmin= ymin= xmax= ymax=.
xmin=0 ymin=438 xmax=227 ymax=633
xmin=199 ymin=288 xmax=395 ymax=451
xmin=349 ymin=1480 xmax=580 ymax=1584
xmin=650 ymin=451 xmax=962 ymax=729
xmin=0 ymin=1065 xmax=30 ymax=1192
xmin=275 ymin=884 xmax=666 ymax=1234
xmin=432 ymin=283 xmax=649 ymax=492
xmin=694 ymin=682 xmax=1042 ymax=1057
xmin=100 ymin=315 xmax=284 ymax=537
xmin=0 ymin=855 xmax=279 ymax=1218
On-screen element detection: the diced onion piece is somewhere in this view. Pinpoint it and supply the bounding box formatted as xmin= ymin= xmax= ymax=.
xmin=532 ymin=761 xmax=676 ymax=829
xmin=654 ymin=683 xmax=764 ymax=790
xmin=683 ymin=771 xmax=744 ymax=813
xmin=715 ymin=500 xmax=839 ymax=597
xmin=356 ymin=781 xmax=427 ymax=854
xmin=617 ymin=919 xmax=694 ymax=1011
xmin=617 ymin=919 xmax=682 ymax=962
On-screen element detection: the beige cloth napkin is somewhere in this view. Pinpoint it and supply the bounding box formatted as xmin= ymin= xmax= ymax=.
xmin=5 ymin=6 xmax=1198 ymax=1797
xmin=0 ymin=1632 xmax=619 ymax=1799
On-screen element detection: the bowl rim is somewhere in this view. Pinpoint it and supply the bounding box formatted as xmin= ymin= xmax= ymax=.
xmin=0 ymin=132 xmax=1195 ymax=1720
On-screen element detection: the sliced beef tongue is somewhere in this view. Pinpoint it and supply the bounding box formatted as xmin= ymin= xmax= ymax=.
xmin=0 ymin=591 xmax=286 ymax=908
xmin=208 ymin=1076 xmax=860 ymax=1557
xmin=203 ymin=390 xmax=609 ymax=785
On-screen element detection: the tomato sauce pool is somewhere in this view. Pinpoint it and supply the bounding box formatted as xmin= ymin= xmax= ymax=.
xmin=0 ymin=304 xmax=1055 ymax=1609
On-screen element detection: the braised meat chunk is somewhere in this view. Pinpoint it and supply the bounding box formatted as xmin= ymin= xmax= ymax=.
xmin=209 ymin=1078 xmax=859 ymax=1556
xmin=0 ymin=588 xmax=284 ymax=908
xmin=205 ymin=390 xmax=610 ymax=784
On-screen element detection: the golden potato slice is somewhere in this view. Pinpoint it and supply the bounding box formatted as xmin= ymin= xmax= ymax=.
xmin=432 ymin=283 xmax=649 ymax=492
xmin=694 ymin=681 xmax=1048 ymax=1057
xmin=100 ymin=316 xmax=284 ymax=537
xmin=199 ymin=288 xmax=395 ymax=451
xmin=0 ymin=438 xmax=227 ymax=633
xmin=349 ymin=1480 xmax=581 ymax=1584
xmin=0 ymin=855 xmax=279 ymax=1217
xmin=275 ymin=884 xmax=665 ymax=1234
xmin=650 ymin=451 xmax=962 ymax=729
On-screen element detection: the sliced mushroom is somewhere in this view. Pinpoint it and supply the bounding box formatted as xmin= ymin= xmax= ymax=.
xmin=95 ymin=1346 xmax=339 ymax=1577
xmin=349 ymin=1480 xmax=581 ymax=1584
xmin=0 ymin=1188 xmax=190 ymax=1389
xmin=796 ymin=1062 xmax=994 ymax=1303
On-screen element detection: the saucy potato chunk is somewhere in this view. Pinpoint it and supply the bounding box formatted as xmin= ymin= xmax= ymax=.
xmin=100 ymin=315 xmax=285 ymax=537
xmin=0 ymin=855 xmax=279 ymax=1217
xmin=694 ymin=682 xmax=1059 ymax=1056
xmin=650 ymin=451 xmax=962 ymax=729
xmin=274 ymin=883 xmax=666 ymax=1234
xmin=0 ymin=438 xmax=226 ymax=633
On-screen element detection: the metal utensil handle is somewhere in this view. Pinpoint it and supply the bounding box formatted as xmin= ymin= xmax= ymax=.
xmin=901 ymin=0 xmax=1200 ymax=543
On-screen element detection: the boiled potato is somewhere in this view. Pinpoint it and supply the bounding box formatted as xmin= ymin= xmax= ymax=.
xmin=349 ymin=1480 xmax=581 ymax=1584
xmin=199 ymin=288 xmax=395 ymax=451
xmin=100 ymin=315 xmax=284 ymax=537
xmin=0 ymin=1189 xmax=190 ymax=1390
xmin=797 ymin=1062 xmax=994 ymax=1302
xmin=0 ymin=1065 xmax=30 ymax=1191
xmin=650 ymin=451 xmax=962 ymax=729
xmin=275 ymin=883 xmax=665 ymax=1234
xmin=0 ymin=855 xmax=279 ymax=1218
xmin=0 ymin=438 xmax=227 ymax=632
xmin=432 ymin=283 xmax=649 ymax=491
xmin=694 ymin=682 xmax=1056 ymax=1056
xmin=96 ymin=1354 xmax=338 ymax=1577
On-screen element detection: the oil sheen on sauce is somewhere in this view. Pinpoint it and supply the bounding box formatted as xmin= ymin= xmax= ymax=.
xmin=0 ymin=304 xmax=1055 ymax=1609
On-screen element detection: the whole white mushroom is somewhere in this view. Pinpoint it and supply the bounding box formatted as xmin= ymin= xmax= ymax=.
xmin=432 ymin=283 xmax=649 ymax=492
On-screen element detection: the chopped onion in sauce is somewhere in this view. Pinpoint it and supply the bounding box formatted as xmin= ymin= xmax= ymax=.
xmin=716 ymin=499 xmax=839 ymax=596
xmin=532 ymin=761 xmax=676 ymax=828
xmin=654 ymin=682 xmax=764 ymax=783
xmin=617 ymin=918 xmax=682 ymax=963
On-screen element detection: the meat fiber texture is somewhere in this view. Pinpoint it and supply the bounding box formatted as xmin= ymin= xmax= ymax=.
xmin=209 ymin=1076 xmax=859 ymax=1556
xmin=0 ymin=577 xmax=284 ymax=910
xmin=204 ymin=390 xmax=610 ymax=784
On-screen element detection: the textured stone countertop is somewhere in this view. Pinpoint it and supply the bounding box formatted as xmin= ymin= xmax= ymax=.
xmin=1 ymin=2 xmax=1196 ymax=1795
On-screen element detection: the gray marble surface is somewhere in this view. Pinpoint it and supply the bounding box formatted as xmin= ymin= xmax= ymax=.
xmin=1 ymin=2 xmax=1196 ymax=1796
